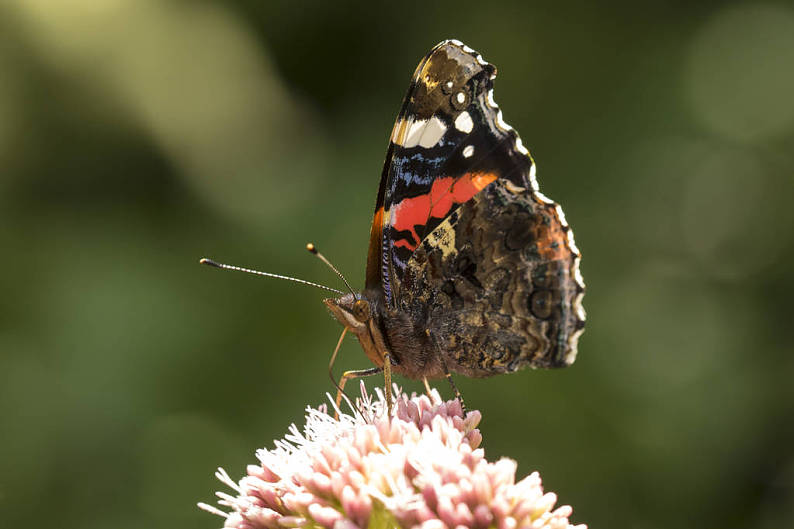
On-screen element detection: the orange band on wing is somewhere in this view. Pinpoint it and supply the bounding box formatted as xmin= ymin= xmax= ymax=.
xmin=365 ymin=206 xmax=386 ymax=287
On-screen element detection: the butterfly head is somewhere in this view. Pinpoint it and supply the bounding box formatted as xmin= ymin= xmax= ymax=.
xmin=324 ymin=293 xmax=371 ymax=333
xmin=324 ymin=293 xmax=390 ymax=369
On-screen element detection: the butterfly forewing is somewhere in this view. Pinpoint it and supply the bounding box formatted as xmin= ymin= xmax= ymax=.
xmin=365 ymin=41 xmax=502 ymax=305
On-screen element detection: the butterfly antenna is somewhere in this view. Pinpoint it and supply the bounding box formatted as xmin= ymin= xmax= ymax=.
xmin=306 ymin=243 xmax=356 ymax=296
xmin=199 ymin=258 xmax=344 ymax=295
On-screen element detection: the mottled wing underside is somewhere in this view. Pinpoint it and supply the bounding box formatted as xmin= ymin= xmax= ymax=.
xmin=400 ymin=182 xmax=586 ymax=374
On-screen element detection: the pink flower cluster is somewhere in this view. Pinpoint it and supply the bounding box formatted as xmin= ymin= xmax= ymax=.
xmin=199 ymin=384 xmax=585 ymax=529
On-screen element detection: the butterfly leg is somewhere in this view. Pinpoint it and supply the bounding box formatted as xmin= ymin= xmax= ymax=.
xmin=334 ymin=366 xmax=383 ymax=419
xmin=438 ymin=354 xmax=467 ymax=415
xmin=382 ymin=352 xmax=393 ymax=417
xmin=427 ymin=330 xmax=467 ymax=415
xmin=328 ymin=328 xmax=348 ymax=391
xmin=422 ymin=376 xmax=433 ymax=397
xmin=328 ymin=327 xmax=356 ymax=415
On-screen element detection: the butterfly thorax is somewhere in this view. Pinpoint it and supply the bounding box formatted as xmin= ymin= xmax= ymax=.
xmin=324 ymin=291 xmax=442 ymax=379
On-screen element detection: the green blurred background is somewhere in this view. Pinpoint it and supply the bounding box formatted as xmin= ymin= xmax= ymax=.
xmin=2 ymin=1 xmax=793 ymax=528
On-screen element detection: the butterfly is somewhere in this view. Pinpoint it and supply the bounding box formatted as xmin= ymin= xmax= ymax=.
xmin=323 ymin=40 xmax=586 ymax=411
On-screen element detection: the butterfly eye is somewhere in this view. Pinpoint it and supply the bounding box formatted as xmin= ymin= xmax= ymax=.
xmin=451 ymin=88 xmax=470 ymax=110
xmin=352 ymin=299 xmax=371 ymax=322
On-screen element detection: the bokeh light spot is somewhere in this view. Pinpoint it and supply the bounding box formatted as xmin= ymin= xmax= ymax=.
xmin=12 ymin=0 xmax=328 ymax=226
xmin=685 ymin=4 xmax=794 ymax=142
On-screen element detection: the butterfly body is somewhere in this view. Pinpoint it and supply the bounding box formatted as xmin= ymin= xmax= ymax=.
xmin=326 ymin=40 xmax=585 ymax=384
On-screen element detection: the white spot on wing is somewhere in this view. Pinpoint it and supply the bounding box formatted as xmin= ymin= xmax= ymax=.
xmin=462 ymin=145 xmax=475 ymax=158
xmin=575 ymin=298 xmax=586 ymax=321
xmin=454 ymin=111 xmax=474 ymax=133
xmin=417 ymin=116 xmax=447 ymax=148
xmin=486 ymin=89 xmax=498 ymax=108
xmin=566 ymin=324 xmax=585 ymax=364
xmin=529 ymin=163 xmax=539 ymax=191
xmin=555 ymin=204 xmax=569 ymax=226
xmin=515 ymin=137 xmax=529 ymax=155
xmin=391 ymin=115 xmax=447 ymax=148
xmin=404 ymin=118 xmax=427 ymax=147
xmin=495 ymin=110 xmax=513 ymax=131
xmin=573 ymin=257 xmax=585 ymax=289
xmin=567 ymin=229 xmax=580 ymax=255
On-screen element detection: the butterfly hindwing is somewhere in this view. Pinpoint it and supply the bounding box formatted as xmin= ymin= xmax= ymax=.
xmin=399 ymin=180 xmax=586 ymax=374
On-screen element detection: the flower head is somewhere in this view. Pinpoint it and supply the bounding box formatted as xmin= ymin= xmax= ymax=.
xmin=199 ymin=384 xmax=586 ymax=529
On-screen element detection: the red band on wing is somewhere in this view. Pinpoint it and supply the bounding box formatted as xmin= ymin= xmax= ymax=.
xmin=390 ymin=172 xmax=497 ymax=251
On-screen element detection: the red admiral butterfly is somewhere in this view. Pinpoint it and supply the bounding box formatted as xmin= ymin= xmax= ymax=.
xmin=203 ymin=40 xmax=585 ymax=413
xmin=323 ymin=40 xmax=585 ymax=410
